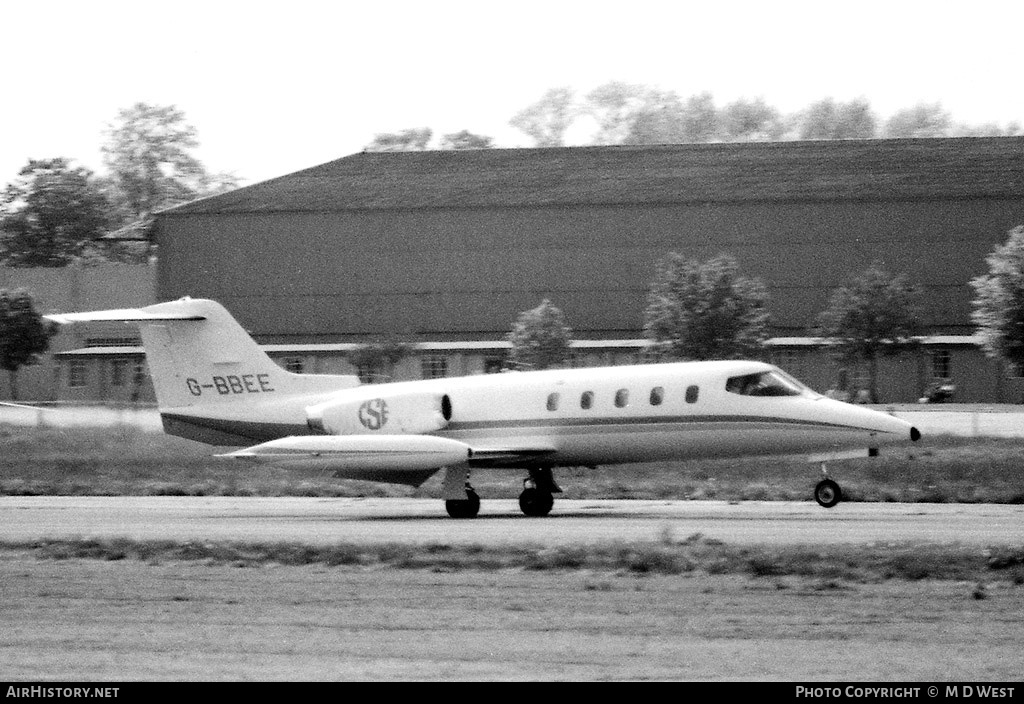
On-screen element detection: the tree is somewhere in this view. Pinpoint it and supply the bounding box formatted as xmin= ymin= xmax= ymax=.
xmin=506 ymin=299 xmax=573 ymax=370
xmin=720 ymin=97 xmax=785 ymax=141
xmin=102 ymin=103 xmax=236 ymax=222
xmin=970 ymin=226 xmax=1024 ymax=374
xmin=437 ymin=130 xmax=494 ymax=150
xmin=363 ymin=128 xmax=433 ymax=152
xmin=585 ymin=81 xmax=649 ymax=145
xmin=676 ymin=92 xmax=721 ymax=143
xmin=882 ymin=102 xmax=952 ymax=138
xmin=0 ymin=289 xmax=56 ymax=400
xmin=509 ymin=87 xmax=577 ymax=147
xmin=798 ymin=98 xmax=878 ymax=140
xmin=619 ymin=89 xmax=689 ymax=145
xmin=347 ymin=338 xmax=412 ymax=383
xmin=0 ymin=158 xmax=112 ymax=266
xmin=644 ymin=253 xmax=770 ymax=360
xmin=816 ymin=263 xmax=923 ymax=402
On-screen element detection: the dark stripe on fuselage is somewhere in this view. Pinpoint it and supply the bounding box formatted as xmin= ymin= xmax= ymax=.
xmin=445 ymin=414 xmax=886 ymax=434
xmin=161 ymin=413 xmax=310 ymax=445
xmin=163 ymin=410 xmax=886 ymax=447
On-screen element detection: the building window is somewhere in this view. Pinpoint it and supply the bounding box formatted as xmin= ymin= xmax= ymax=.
xmin=68 ymin=360 xmax=88 ymax=388
xmin=580 ymin=391 xmax=594 ymax=409
xmin=649 ymin=386 xmax=664 ymax=406
xmin=357 ymin=363 xmax=385 ymax=384
xmin=421 ymin=356 xmax=448 ymax=379
xmin=546 ymin=392 xmax=560 ymax=411
xmin=483 ymin=358 xmax=504 ymax=374
xmin=110 ymin=359 xmax=128 ymax=387
xmin=686 ymin=385 xmax=700 ymax=404
xmin=614 ymin=389 xmax=629 ymax=408
xmin=282 ymin=356 xmax=305 ymax=374
xmin=931 ymin=350 xmax=952 ymax=379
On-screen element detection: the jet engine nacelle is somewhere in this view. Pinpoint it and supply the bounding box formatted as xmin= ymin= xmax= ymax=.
xmin=306 ymin=391 xmax=453 ymax=435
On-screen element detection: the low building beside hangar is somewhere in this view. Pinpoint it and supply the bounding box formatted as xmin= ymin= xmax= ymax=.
xmin=0 ymin=264 xmax=156 ymax=403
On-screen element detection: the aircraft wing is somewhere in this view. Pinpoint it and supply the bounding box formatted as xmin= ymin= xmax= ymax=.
xmin=466 ymin=446 xmax=558 ymax=469
xmin=219 ymin=434 xmax=557 ymax=472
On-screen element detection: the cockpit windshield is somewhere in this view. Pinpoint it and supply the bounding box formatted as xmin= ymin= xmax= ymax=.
xmin=725 ymin=370 xmax=807 ymax=397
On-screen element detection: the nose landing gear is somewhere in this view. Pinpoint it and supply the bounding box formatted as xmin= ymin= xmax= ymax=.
xmin=814 ymin=464 xmax=842 ymax=508
xmin=814 ymin=478 xmax=842 ymax=508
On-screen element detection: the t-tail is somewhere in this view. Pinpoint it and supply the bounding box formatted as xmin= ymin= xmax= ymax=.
xmin=47 ymin=297 xmax=360 ymax=444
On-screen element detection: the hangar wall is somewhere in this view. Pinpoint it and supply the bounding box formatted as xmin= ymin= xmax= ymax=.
xmin=157 ymin=198 xmax=1024 ymax=341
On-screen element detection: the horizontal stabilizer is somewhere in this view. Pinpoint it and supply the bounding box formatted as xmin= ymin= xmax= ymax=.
xmin=0 ymin=401 xmax=48 ymax=411
xmin=46 ymin=308 xmax=206 ymax=324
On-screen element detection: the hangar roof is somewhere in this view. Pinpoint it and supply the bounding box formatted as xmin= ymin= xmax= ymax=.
xmin=162 ymin=137 xmax=1024 ymax=215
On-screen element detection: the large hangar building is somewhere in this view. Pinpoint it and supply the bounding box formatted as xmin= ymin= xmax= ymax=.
xmin=125 ymin=137 xmax=1024 ymax=402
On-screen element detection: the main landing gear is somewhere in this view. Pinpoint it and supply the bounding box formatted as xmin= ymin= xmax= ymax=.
xmin=443 ymin=467 xmax=480 ymax=519
xmin=441 ymin=466 xmax=563 ymax=518
xmin=519 ymin=467 xmax=561 ymax=517
xmin=446 ymin=489 xmax=480 ymax=519
xmin=814 ymin=464 xmax=843 ymax=508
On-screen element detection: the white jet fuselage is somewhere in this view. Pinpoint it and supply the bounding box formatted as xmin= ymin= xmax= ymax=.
xmin=169 ymin=360 xmax=914 ymax=470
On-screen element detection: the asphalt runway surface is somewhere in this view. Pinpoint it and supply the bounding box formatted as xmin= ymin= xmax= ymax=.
xmin=3 ymin=496 xmax=1023 ymax=546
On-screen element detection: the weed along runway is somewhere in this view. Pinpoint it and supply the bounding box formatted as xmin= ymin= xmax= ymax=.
xmin=3 ymin=496 xmax=1023 ymax=546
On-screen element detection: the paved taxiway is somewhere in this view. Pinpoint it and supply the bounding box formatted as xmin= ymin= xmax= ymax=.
xmin=2 ymin=497 xmax=1022 ymax=546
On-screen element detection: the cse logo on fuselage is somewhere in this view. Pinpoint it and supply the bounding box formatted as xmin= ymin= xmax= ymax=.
xmin=358 ymin=398 xmax=389 ymax=430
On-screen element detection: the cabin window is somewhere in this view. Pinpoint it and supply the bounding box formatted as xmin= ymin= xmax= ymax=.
xmin=614 ymin=388 xmax=629 ymax=408
xmin=726 ymin=371 xmax=803 ymax=397
xmin=547 ymin=392 xmax=560 ymax=411
xmin=649 ymin=386 xmax=664 ymax=406
xmin=580 ymin=391 xmax=594 ymax=410
xmin=685 ymin=385 xmax=700 ymax=404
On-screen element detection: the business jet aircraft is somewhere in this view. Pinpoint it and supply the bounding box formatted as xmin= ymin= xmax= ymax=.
xmin=48 ymin=297 xmax=920 ymax=518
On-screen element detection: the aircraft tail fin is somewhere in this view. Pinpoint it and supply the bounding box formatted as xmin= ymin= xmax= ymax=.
xmin=47 ymin=297 xmax=359 ymax=411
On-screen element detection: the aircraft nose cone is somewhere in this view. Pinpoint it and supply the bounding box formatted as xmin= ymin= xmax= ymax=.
xmin=910 ymin=426 xmax=922 ymax=442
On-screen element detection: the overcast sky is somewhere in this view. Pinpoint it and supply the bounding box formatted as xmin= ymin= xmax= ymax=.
xmin=2 ymin=0 xmax=1022 ymax=186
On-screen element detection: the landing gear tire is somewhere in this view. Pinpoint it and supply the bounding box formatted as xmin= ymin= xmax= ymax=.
xmin=814 ymin=479 xmax=842 ymax=508
xmin=446 ymin=490 xmax=480 ymax=519
xmin=519 ymin=487 xmax=554 ymax=517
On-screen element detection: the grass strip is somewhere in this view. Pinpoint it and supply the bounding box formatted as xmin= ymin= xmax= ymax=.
xmin=2 ymin=535 xmax=1022 ymax=583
